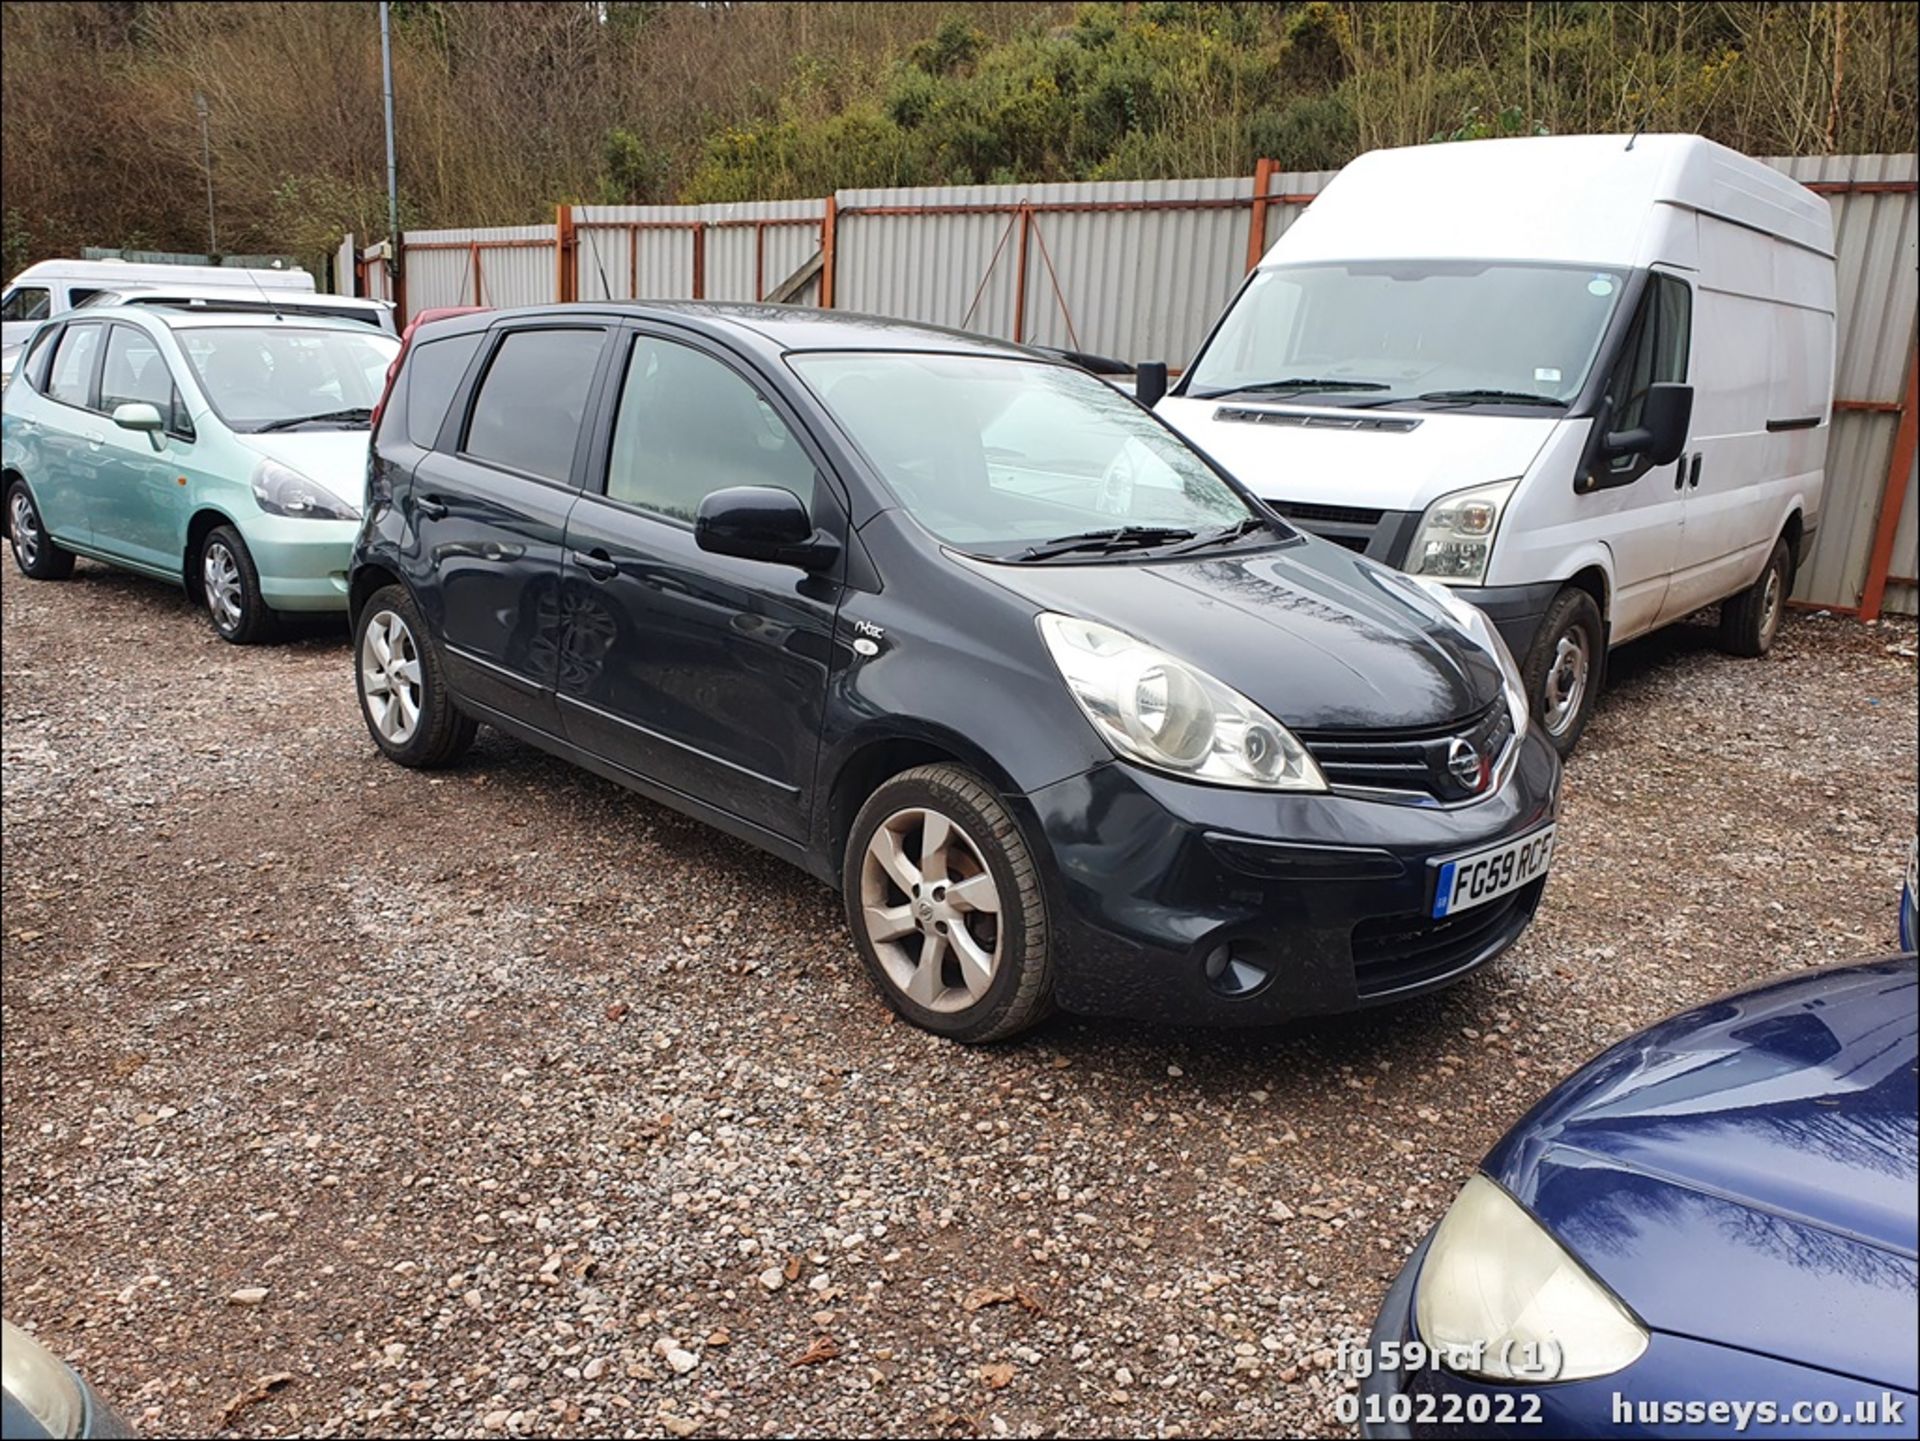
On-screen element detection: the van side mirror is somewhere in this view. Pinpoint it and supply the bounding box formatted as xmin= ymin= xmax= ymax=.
xmin=1602 ymin=382 xmax=1692 ymax=467
xmin=695 ymin=485 xmax=838 ymax=571
xmin=111 ymin=401 xmax=166 ymax=451
xmin=1134 ymin=361 xmax=1169 ymax=408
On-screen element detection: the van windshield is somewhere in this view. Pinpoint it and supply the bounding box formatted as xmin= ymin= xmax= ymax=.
xmin=792 ymin=351 xmax=1268 ymax=559
xmin=1185 ymin=261 xmax=1628 ymax=409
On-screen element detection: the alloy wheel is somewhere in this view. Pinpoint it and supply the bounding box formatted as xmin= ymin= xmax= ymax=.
xmin=1543 ymin=627 xmax=1590 ymax=737
xmin=203 ymin=541 xmax=244 ymax=632
xmin=859 ymin=806 xmax=1002 ymax=1013
xmin=360 ymin=609 xmax=424 ymax=745
xmin=9 ymin=493 xmax=39 ymax=569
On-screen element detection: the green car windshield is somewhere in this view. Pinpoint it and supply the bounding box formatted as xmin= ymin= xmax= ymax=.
xmin=178 ymin=325 xmax=398 ymax=432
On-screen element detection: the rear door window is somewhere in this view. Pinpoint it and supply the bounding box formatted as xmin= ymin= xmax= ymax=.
xmin=101 ymin=325 xmax=174 ymax=412
xmin=46 ymin=322 xmax=104 ymax=409
xmin=406 ymin=332 xmax=483 ymax=450
xmin=463 ymin=327 xmax=605 ymax=484
xmin=17 ymin=324 xmax=61 ymax=391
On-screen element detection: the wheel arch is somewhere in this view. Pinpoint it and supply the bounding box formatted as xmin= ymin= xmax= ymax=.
xmin=819 ymin=725 xmax=1028 ymax=875
xmin=349 ymin=560 xmax=409 ymax=628
xmin=182 ymin=506 xmax=243 ymax=596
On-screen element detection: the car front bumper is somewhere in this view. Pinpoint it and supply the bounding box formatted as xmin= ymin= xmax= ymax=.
xmin=245 ymin=515 xmax=358 ymax=612
xmin=1360 ymin=1232 xmax=1918 ymax=1439
xmin=1020 ymin=725 xmax=1560 ymax=1024
xmin=1448 ymin=580 xmax=1567 ymax=661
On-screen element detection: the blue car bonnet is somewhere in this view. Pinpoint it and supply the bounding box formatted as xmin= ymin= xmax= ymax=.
xmin=1482 ymin=957 xmax=1918 ymax=1393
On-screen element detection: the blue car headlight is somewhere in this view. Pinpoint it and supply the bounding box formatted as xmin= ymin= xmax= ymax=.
xmin=1415 ymin=1173 xmax=1649 ymax=1382
xmin=252 ymin=459 xmax=359 ymax=521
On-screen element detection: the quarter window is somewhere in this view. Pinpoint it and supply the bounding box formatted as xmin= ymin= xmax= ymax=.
xmin=406 ymin=332 xmax=482 ymax=450
xmin=606 ymin=336 xmax=814 ymax=521
xmin=464 ymin=327 xmax=604 ymax=483
xmin=46 ymin=323 xmax=103 ymax=409
xmin=1 ymin=287 xmax=51 ymax=324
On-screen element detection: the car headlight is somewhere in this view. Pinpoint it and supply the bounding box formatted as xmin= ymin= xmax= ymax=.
xmin=1408 ymin=479 xmax=1518 ymax=584
xmin=3 ymin=1319 xmax=86 ymax=1439
xmin=1415 ymin=1173 xmax=1648 ymax=1382
xmin=1414 ymin=576 xmax=1531 ymax=743
xmin=1038 ymin=613 xmax=1325 ymax=791
xmin=252 ymin=459 xmax=359 ymax=521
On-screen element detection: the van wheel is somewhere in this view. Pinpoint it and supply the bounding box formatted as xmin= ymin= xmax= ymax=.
xmin=1522 ymin=588 xmax=1605 ymax=758
xmin=6 ymin=480 xmax=76 ymax=580
xmin=1719 ymin=539 xmax=1790 ymax=658
xmin=354 ymin=584 xmax=477 ymax=767
xmin=199 ymin=525 xmax=278 ymax=644
xmin=843 ymin=764 xmax=1052 ymax=1043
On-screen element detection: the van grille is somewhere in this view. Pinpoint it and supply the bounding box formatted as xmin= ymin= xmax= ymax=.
xmin=1269 ymin=501 xmax=1384 ymax=554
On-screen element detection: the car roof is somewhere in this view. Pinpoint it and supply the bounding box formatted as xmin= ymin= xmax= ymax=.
xmin=78 ymin=305 xmax=397 ymax=335
xmin=427 ymin=301 xmax=1052 ymax=364
xmin=96 ymin=284 xmax=388 ymax=308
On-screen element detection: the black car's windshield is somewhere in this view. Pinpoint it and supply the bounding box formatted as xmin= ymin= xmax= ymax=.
xmin=177 ymin=324 xmax=399 ymax=432
xmin=1186 ymin=261 xmax=1627 ymax=408
xmin=791 ymin=351 xmax=1269 ymax=558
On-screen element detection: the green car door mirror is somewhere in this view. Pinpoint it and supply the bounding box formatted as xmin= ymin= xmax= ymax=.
xmin=110 ymin=401 xmax=166 ymax=451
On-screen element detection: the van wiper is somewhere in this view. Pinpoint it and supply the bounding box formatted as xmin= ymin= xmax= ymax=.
xmin=1191 ymin=378 xmax=1391 ymax=400
xmin=1161 ymin=515 xmax=1275 ymax=555
xmin=1009 ymin=525 xmax=1198 ymax=561
xmin=252 ymin=406 xmax=374 ymax=433
xmin=1413 ymin=389 xmax=1566 ymax=408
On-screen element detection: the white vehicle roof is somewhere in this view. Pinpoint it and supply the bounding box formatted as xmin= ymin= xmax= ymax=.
xmin=89 ymin=305 xmax=394 ymax=336
xmin=1264 ymin=134 xmax=1834 ymax=269
xmin=7 ymin=257 xmax=315 ymax=293
xmin=78 ymin=283 xmax=389 ymax=313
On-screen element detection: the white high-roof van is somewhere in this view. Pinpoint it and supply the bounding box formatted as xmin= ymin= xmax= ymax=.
xmin=1157 ymin=134 xmax=1836 ymax=754
xmin=1 ymin=258 xmax=315 ymax=350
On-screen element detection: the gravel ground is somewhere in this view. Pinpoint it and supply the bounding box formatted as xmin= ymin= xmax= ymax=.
xmin=3 ymin=558 xmax=1915 ymax=1439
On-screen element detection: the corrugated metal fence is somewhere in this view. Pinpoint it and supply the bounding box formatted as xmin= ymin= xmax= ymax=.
xmin=374 ymin=153 xmax=1916 ymax=617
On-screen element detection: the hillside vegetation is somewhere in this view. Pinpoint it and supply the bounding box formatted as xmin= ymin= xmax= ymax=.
xmin=3 ymin=1 xmax=1913 ymax=275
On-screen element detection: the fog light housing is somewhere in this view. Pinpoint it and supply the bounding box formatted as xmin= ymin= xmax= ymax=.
xmin=1203 ymin=941 xmax=1276 ymax=999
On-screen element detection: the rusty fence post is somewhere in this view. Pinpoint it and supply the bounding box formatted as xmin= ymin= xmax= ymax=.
xmin=555 ymin=203 xmax=576 ymax=303
xmin=1860 ymin=349 xmax=1919 ymax=622
xmin=820 ymin=197 xmax=839 ymax=309
xmin=1246 ymin=156 xmax=1275 ymax=273
xmin=1012 ymin=204 xmax=1032 ymax=344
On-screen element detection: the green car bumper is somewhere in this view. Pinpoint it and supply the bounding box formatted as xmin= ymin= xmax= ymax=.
xmin=245 ymin=515 xmax=359 ymax=612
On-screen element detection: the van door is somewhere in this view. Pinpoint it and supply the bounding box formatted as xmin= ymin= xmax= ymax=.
xmin=2 ymin=283 xmax=54 ymax=352
xmin=556 ymin=327 xmax=842 ymax=842
xmin=407 ymin=322 xmax=610 ymax=734
xmin=1585 ymin=271 xmax=1691 ymax=641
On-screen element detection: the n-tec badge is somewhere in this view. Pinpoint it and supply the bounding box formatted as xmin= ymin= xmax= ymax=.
xmin=1446 ymin=737 xmax=1487 ymax=791
xmin=853 ymin=619 xmax=885 ymax=639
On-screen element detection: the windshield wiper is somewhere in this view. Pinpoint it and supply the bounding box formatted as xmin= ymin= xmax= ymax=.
xmin=252 ymin=406 xmax=374 ymax=433
xmin=1009 ymin=525 xmax=1198 ymax=562
xmin=1161 ymin=515 xmax=1276 ymax=555
xmin=1412 ymin=389 xmax=1566 ymax=408
xmin=1190 ymin=378 xmax=1391 ymax=400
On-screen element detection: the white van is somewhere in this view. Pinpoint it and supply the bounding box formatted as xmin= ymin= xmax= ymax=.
xmin=1 ymin=258 xmax=315 ymax=350
xmin=1155 ymin=134 xmax=1836 ymax=754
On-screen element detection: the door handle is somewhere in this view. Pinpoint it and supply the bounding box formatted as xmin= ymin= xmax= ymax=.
xmin=571 ymin=548 xmax=619 ymax=580
xmin=1688 ymin=455 xmax=1702 ymax=489
xmin=415 ymin=494 xmax=449 ymax=521
xmin=1674 ymin=453 xmax=1687 ymax=491
xmin=84 ymin=431 xmax=104 ymax=450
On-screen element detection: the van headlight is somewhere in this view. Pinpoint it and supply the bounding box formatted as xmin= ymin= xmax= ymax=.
xmin=1413 ymin=577 xmax=1531 ymax=742
xmin=252 ymin=459 xmax=359 ymax=521
xmin=1415 ymin=1174 xmax=1649 ymax=1382
xmin=1408 ymin=479 xmax=1517 ymax=584
xmin=1038 ymin=614 xmax=1325 ymax=791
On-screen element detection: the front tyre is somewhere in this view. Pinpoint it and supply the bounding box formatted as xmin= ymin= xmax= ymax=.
xmin=1718 ymin=538 xmax=1790 ymax=658
xmin=1522 ymin=587 xmax=1605 ymax=759
xmin=354 ymin=583 xmax=476 ymax=767
xmin=843 ymin=763 xmax=1052 ymax=1042
xmin=199 ymin=524 xmax=278 ymax=644
xmin=5 ymin=480 xmax=76 ymax=580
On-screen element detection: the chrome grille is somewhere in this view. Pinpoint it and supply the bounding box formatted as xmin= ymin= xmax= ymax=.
xmin=1302 ymin=700 xmax=1516 ymax=804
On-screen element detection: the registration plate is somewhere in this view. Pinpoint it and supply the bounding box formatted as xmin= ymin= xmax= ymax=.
xmin=1431 ymin=826 xmax=1556 ymax=919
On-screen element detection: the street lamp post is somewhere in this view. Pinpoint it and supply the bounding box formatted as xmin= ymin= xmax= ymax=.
xmin=195 ymin=91 xmax=216 ymax=257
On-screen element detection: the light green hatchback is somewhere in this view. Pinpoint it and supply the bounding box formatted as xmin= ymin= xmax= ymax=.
xmin=1 ymin=306 xmax=398 ymax=642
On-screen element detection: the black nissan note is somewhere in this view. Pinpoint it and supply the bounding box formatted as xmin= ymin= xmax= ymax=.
xmin=350 ymin=304 xmax=1560 ymax=1041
